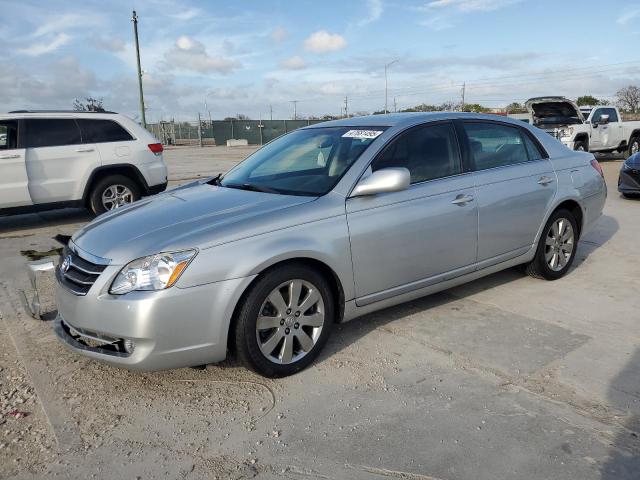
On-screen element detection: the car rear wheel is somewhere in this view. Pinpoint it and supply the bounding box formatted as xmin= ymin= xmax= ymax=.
xmin=625 ymin=137 xmax=639 ymax=159
xmin=574 ymin=140 xmax=588 ymax=152
xmin=89 ymin=174 xmax=141 ymax=215
xmin=525 ymin=209 xmax=578 ymax=280
xmin=234 ymin=264 xmax=334 ymax=377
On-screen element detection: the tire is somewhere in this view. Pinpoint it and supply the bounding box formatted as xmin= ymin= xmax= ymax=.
xmin=525 ymin=209 xmax=578 ymax=281
xmin=622 ymin=192 xmax=640 ymax=199
xmin=234 ymin=264 xmax=335 ymax=377
xmin=624 ymin=137 xmax=639 ymax=160
xmin=89 ymin=174 xmax=141 ymax=215
xmin=574 ymin=140 xmax=588 ymax=152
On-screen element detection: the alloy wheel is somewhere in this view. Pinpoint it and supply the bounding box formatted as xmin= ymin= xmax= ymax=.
xmin=256 ymin=279 xmax=325 ymax=365
xmin=544 ymin=218 xmax=574 ymax=272
xmin=632 ymin=140 xmax=639 ymax=156
xmin=102 ymin=184 xmax=134 ymax=210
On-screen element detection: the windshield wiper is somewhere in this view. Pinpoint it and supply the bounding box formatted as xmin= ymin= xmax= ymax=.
xmin=224 ymin=182 xmax=281 ymax=194
xmin=207 ymin=173 xmax=223 ymax=185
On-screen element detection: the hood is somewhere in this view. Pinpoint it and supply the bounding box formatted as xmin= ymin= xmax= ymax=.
xmin=525 ymin=97 xmax=584 ymax=127
xmin=72 ymin=183 xmax=316 ymax=264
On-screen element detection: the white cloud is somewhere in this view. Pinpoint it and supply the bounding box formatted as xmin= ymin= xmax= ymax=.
xmin=358 ymin=0 xmax=384 ymax=26
xmin=19 ymin=33 xmax=71 ymax=56
xmin=280 ymin=56 xmax=306 ymax=70
xmin=170 ymin=8 xmax=202 ymax=21
xmin=304 ymin=30 xmax=347 ymax=54
xmin=165 ymin=36 xmax=240 ymax=73
xmin=270 ymin=26 xmax=288 ymax=42
xmin=424 ymin=0 xmax=520 ymax=12
xmin=419 ymin=15 xmax=454 ymax=31
xmin=618 ymin=8 xmax=640 ymax=25
xmin=92 ymin=35 xmax=126 ymax=52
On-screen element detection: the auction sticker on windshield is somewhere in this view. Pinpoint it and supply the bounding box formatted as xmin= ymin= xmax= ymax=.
xmin=342 ymin=130 xmax=384 ymax=139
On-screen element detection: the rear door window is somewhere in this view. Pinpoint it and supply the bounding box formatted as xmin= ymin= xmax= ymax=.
xmin=463 ymin=122 xmax=529 ymax=170
xmin=77 ymin=119 xmax=134 ymax=143
xmin=25 ymin=119 xmax=82 ymax=148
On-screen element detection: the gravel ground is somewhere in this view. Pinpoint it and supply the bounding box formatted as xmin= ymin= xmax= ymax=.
xmin=0 ymin=147 xmax=638 ymax=479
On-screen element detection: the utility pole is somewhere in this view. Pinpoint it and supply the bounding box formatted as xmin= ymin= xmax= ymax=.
xmin=290 ymin=100 xmax=298 ymax=120
xmin=384 ymin=60 xmax=399 ymax=114
xmin=344 ymin=96 xmax=349 ymax=118
xmin=461 ymin=82 xmax=466 ymax=112
xmin=197 ymin=112 xmax=203 ymax=148
xmin=132 ymin=10 xmax=146 ymax=128
xmin=269 ymin=105 xmax=273 ymax=121
xmin=393 ymin=97 xmax=398 ymax=113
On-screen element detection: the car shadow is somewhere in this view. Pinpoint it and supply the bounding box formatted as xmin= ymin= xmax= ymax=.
xmin=573 ymin=214 xmax=619 ymax=267
xmin=600 ymin=347 xmax=640 ymax=479
xmin=0 ymin=208 xmax=91 ymax=235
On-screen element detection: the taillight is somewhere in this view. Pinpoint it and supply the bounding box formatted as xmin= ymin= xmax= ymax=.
xmin=148 ymin=143 xmax=163 ymax=155
xmin=590 ymin=159 xmax=604 ymax=178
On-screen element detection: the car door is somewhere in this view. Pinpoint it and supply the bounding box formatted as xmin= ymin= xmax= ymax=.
xmin=346 ymin=121 xmax=478 ymax=305
xmin=460 ymin=120 xmax=557 ymax=267
xmin=76 ymin=118 xmax=135 ymax=167
xmin=0 ymin=119 xmax=31 ymax=208
xmin=24 ymin=118 xmax=101 ymax=204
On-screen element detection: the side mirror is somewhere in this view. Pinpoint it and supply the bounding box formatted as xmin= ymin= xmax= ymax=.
xmin=597 ymin=114 xmax=610 ymax=125
xmin=350 ymin=167 xmax=410 ymax=197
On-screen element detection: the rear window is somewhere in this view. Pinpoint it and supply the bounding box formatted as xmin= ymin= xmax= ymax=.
xmin=77 ymin=119 xmax=134 ymax=143
xmin=25 ymin=119 xmax=81 ymax=148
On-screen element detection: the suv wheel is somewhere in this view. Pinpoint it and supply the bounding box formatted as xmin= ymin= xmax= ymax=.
xmin=574 ymin=140 xmax=588 ymax=152
xmin=89 ymin=174 xmax=141 ymax=215
xmin=525 ymin=209 xmax=578 ymax=280
xmin=234 ymin=264 xmax=334 ymax=377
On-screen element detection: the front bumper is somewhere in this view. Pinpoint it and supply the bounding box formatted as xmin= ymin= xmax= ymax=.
xmin=618 ymin=168 xmax=640 ymax=193
xmin=54 ymin=270 xmax=254 ymax=371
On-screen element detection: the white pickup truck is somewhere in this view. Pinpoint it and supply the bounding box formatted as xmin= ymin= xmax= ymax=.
xmin=525 ymin=97 xmax=640 ymax=158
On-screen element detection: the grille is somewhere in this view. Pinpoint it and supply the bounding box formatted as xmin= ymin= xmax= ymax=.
xmin=56 ymin=246 xmax=107 ymax=295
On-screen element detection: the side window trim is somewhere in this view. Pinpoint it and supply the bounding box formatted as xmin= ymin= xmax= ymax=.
xmin=369 ymin=120 xmax=465 ymax=186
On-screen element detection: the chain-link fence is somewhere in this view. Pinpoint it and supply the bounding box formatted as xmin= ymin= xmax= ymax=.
xmin=147 ymin=118 xmax=326 ymax=146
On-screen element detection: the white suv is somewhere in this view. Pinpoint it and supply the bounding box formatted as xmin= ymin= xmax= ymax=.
xmin=0 ymin=110 xmax=168 ymax=215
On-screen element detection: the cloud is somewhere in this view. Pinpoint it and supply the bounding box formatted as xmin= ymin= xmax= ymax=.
xmin=270 ymin=26 xmax=288 ymax=42
xmin=419 ymin=15 xmax=454 ymax=31
xmin=423 ymin=0 xmax=521 ymax=12
xmin=170 ymin=8 xmax=202 ymax=21
xmin=19 ymin=33 xmax=71 ymax=56
xmin=280 ymin=56 xmax=306 ymax=70
xmin=164 ymin=36 xmax=240 ymax=73
xmin=304 ymin=30 xmax=347 ymax=53
xmin=618 ymin=8 xmax=640 ymax=25
xmin=358 ymin=0 xmax=384 ymax=26
xmin=92 ymin=35 xmax=126 ymax=52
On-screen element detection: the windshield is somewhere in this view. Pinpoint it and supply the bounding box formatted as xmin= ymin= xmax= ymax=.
xmin=580 ymin=108 xmax=592 ymax=120
xmin=220 ymin=126 xmax=386 ymax=196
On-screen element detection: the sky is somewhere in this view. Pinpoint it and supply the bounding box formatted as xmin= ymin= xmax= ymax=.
xmin=1 ymin=0 xmax=640 ymax=122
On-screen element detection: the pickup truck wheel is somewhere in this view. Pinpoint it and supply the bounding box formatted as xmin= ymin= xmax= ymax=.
xmin=574 ymin=140 xmax=588 ymax=152
xmin=234 ymin=264 xmax=335 ymax=377
xmin=625 ymin=137 xmax=639 ymax=159
xmin=525 ymin=209 xmax=578 ymax=281
xmin=89 ymin=174 xmax=141 ymax=215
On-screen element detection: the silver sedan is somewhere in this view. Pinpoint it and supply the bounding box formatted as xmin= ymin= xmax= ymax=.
xmin=54 ymin=113 xmax=607 ymax=377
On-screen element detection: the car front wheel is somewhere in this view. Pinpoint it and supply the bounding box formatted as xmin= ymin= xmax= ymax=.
xmin=525 ymin=209 xmax=578 ymax=280
xmin=234 ymin=264 xmax=334 ymax=377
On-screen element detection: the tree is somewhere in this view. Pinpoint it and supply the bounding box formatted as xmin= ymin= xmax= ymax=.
xmin=616 ymin=85 xmax=640 ymax=113
xmin=576 ymin=95 xmax=604 ymax=106
xmin=461 ymin=103 xmax=490 ymax=113
xmin=73 ymin=97 xmax=106 ymax=112
xmin=505 ymin=102 xmax=526 ymax=113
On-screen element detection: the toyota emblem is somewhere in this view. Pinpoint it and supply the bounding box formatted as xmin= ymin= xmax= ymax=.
xmin=61 ymin=255 xmax=72 ymax=273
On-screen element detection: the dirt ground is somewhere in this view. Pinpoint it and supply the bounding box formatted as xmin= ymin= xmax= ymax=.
xmin=0 ymin=146 xmax=639 ymax=479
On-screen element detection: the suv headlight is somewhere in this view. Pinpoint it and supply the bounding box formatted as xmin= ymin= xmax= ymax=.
xmin=110 ymin=250 xmax=197 ymax=295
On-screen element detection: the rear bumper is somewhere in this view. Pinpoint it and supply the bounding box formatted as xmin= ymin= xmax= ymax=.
xmin=148 ymin=181 xmax=168 ymax=195
xmin=54 ymin=271 xmax=255 ymax=371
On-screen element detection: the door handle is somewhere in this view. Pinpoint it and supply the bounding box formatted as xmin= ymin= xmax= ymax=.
xmin=75 ymin=147 xmax=94 ymax=152
xmin=537 ymin=176 xmax=554 ymax=186
xmin=0 ymin=154 xmax=21 ymax=159
xmin=451 ymin=194 xmax=474 ymax=206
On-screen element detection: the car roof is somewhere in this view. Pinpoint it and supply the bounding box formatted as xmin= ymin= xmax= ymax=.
xmin=305 ymin=111 xmax=529 ymax=129
xmin=0 ymin=111 xmax=125 ymax=121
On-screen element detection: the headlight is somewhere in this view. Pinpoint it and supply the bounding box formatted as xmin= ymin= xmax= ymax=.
xmin=109 ymin=249 xmax=197 ymax=295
